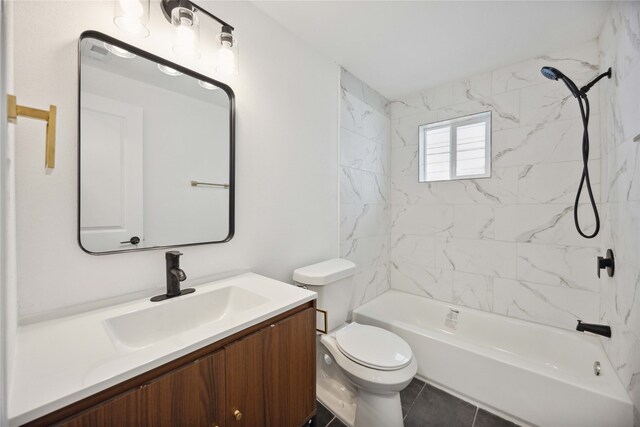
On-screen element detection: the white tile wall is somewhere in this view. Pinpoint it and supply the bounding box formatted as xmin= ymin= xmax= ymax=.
xmin=340 ymin=69 xmax=391 ymax=312
xmin=339 ymin=7 xmax=640 ymax=422
xmin=598 ymin=2 xmax=640 ymax=422
xmin=389 ymin=39 xmax=603 ymax=333
xmin=452 ymin=272 xmax=494 ymax=311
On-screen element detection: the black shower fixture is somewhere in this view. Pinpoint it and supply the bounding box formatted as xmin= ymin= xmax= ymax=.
xmin=540 ymin=66 xmax=612 ymax=239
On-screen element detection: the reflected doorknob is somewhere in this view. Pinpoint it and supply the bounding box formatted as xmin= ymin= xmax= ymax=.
xmin=233 ymin=409 xmax=242 ymax=421
xmin=120 ymin=236 xmax=141 ymax=245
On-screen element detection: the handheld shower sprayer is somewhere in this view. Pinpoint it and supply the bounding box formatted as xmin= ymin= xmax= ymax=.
xmin=540 ymin=66 xmax=582 ymax=98
xmin=539 ymin=66 xmax=612 ymax=239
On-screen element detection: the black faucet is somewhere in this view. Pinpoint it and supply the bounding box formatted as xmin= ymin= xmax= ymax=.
xmin=576 ymin=320 xmax=611 ymax=338
xmin=150 ymin=251 xmax=195 ymax=302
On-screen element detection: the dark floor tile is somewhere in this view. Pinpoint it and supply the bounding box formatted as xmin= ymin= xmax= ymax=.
xmin=473 ymin=408 xmax=520 ymax=427
xmin=316 ymin=401 xmax=335 ymax=427
xmin=327 ymin=417 xmax=348 ymax=427
xmin=400 ymin=377 xmax=426 ymax=416
xmin=404 ymin=383 xmax=477 ymax=427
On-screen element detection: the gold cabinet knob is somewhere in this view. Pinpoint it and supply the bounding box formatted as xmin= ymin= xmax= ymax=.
xmin=234 ymin=409 xmax=242 ymax=421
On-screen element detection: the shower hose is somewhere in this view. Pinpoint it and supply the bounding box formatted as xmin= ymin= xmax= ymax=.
xmin=574 ymin=94 xmax=599 ymax=239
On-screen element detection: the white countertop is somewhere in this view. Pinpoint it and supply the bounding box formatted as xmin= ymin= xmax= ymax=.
xmin=8 ymin=272 xmax=316 ymax=426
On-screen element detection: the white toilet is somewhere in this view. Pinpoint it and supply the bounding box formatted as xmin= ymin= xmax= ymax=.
xmin=293 ymin=259 xmax=417 ymax=427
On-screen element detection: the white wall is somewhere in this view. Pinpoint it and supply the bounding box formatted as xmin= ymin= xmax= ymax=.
xmin=2 ymin=0 xmax=17 ymax=417
xmin=12 ymin=1 xmax=339 ymax=319
xmin=388 ymin=40 xmax=602 ymax=331
xmin=0 ymin=0 xmax=7 ymax=422
xmin=598 ymin=2 xmax=640 ymax=423
xmin=81 ymin=65 xmax=230 ymax=247
xmin=339 ymin=68 xmax=391 ymax=312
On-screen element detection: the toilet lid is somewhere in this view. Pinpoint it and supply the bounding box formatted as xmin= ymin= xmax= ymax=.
xmin=335 ymin=323 xmax=412 ymax=371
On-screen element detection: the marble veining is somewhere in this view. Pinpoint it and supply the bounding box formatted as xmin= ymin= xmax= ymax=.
xmin=598 ymin=2 xmax=640 ymax=421
xmin=389 ymin=39 xmax=603 ymax=335
xmin=342 ymin=16 xmax=640 ymax=419
xmin=340 ymin=68 xmax=391 ymax=312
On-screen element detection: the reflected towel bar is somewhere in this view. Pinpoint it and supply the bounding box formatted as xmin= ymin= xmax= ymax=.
xmin=190 ymin=180 xmax=230 ymax=189
xmin=7 ymin=94 xmax=57 ymax=173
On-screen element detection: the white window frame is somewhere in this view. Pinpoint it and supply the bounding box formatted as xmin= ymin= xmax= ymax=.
xmin=418 ymin=111 xmax=492 ymax=182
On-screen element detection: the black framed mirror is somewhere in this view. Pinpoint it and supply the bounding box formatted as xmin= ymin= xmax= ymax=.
xmin=78 ymin=31 xmax=234 ymax=255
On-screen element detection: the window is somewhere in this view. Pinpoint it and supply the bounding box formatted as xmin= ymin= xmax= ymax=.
xmin=418 ymin=111 xmax=491 ymax=182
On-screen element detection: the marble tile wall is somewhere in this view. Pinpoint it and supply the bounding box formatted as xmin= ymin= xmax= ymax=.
xmin=339 ymin=68 xmax=391 ymax=312
xmin=389 ymin=40 xmax=603 ymax=332
xmin=598 ymin=2 xmax=640 ymax=423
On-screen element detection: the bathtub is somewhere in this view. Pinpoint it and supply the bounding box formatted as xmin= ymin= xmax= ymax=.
xmin=352 ymin=290 xmax=633 ymax=427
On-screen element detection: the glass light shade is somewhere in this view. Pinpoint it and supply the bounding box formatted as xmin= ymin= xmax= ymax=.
xmin=171 ymin=7 xmax=201 ymax=59
xmin=157 ymin=64 xmax=183 ymax=76
xmin=198 ymin=80 xmax=219 ymax=90
xmin=216 ymin=30 xmax=238 ymax=76
xmin=103 ymin=42 xmax=136 ymax=59
xmin=113 ymin=0 xmax=150 ymax=38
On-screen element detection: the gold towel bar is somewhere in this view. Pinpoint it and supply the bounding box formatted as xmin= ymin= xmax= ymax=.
xmin=190 ymin=180 xmax=229 ymax=189
xmin=7 ymin=94 xmax=57 ymax=173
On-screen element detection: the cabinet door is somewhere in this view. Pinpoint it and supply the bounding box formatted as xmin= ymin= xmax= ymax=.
xmin=58 ymin=387 xmax=146 ymax=426
xmin=57 ymin=351 xmax=225 ymax=427
xmin=145 ymin=350 xmax=226 ymax=427
xmin=263 ymin=308 xmax=316 ymax=427
xmin=225 ymin=330 xmax=265 ymax=427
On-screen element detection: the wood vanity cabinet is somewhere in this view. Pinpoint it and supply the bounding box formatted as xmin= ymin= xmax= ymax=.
xmin=26 ymin=303 xmax=316 ymax=427
xmin=59 ymin=351 xmax=227 ymax=427
xmin=227 ymin=307 xmax=316 ymax=427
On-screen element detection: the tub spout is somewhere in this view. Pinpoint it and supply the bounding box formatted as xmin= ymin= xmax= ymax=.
xmin=576 ymin=320 xmax=611 ymax=338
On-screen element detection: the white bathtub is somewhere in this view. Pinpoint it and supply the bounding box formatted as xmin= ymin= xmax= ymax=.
xmin=352 ymin=290 xmax=633 ymax=427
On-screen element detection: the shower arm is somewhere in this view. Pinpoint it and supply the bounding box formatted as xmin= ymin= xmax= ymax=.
xmin=579 ymin=67 xmax=612 ymax=96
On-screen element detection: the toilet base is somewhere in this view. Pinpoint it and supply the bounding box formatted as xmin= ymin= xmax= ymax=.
xmin=318 ymin=334 xmax=409 ymax=427
xmin=355 ymin=390 xmax=403 ymax=427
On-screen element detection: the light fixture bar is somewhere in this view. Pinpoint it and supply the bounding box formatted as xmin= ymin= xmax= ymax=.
xmin=160 ymin=0 xmax=234 ymax=31
xmin=190 ymin=1 xmax=234 ymax=31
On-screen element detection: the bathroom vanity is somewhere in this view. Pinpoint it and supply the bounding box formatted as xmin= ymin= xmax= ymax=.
xmin=4 ymin=29 xmax=321 ymax=426
xmin=10 ymin=273 xmax=317 ymax=427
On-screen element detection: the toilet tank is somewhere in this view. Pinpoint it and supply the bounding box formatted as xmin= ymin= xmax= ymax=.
xmin=293 ymin=259 xmax=356 ymax=332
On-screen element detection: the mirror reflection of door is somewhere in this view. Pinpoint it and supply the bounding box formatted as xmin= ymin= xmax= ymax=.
xmin=78 ymin=33 xmax=233 ymax=254
xmin=80 ymin=93 xmax=144 ymax=252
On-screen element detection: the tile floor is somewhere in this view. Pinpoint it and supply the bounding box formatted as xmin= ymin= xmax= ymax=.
xmin=315 ymin=378 xmax=520 ymax=427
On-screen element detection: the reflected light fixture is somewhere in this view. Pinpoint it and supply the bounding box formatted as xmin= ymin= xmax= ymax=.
xmin=103 ymin=42 xmax=136 ymax=59
xmin=113 ymin=0 xmax=150 ymax=38
xmin=157 ymin=64 xmax=183 ymax=76
xmin=198 ymin=80 xmax=219 ymax=90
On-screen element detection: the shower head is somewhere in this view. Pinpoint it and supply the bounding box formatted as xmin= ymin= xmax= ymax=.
xmin=540 ymin=66 xmax=581 ymax=98
xmin=541 ymin=66 xmax=561 ymax=80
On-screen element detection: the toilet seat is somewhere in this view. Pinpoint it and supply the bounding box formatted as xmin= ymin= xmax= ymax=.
xmin=335 ymin=323 xmax=412 ymax=371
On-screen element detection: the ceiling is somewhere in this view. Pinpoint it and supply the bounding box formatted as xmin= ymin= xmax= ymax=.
xmin=252 ymin=1 xmax=611 ymax=99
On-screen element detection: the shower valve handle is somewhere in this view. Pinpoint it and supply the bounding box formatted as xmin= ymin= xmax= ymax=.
xmin=597 ymin=249 xmax=615 ymax=278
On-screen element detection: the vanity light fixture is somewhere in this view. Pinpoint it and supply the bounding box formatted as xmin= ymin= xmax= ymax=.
xmin=103 ymin=42 xmax=136 ymax=59
xmin=160 ymin=0 xmax=238 ymax=75
xmin=170 ymin=3 xmax=201 ymax=59
xmin=157 ymin=64 xmax=183 ymax=76
xmin=216 ymin=25 xmax=238 ymax=76
xmin=113 ymin=0 xmax=150 ymax=38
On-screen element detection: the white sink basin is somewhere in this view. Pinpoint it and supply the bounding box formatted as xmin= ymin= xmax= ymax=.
xmin=104 ymin=285 xmax=269 ymax=351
